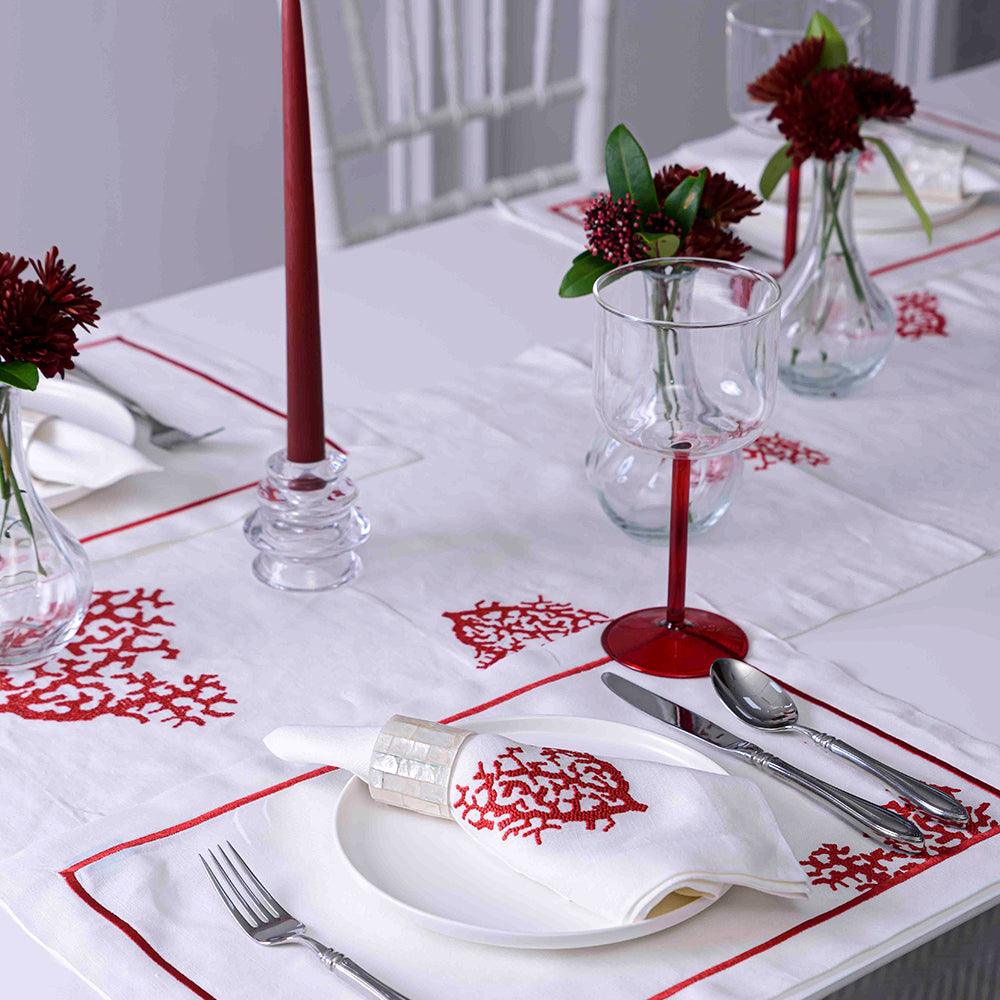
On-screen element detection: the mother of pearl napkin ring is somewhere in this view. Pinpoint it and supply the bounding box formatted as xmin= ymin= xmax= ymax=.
xmin=368 ymin=715 xmax=471 ymax=818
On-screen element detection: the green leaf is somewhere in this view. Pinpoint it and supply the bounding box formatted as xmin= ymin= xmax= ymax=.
xmin=661 ymin=169 xmax=707 ymax=234
xmin=641 ymin=232 xmax=682 ymax=259
xmin=863 ymin=135 xmax=933 ymax=241
xmin=0 ymin=362 xmax=40 ymax=391
xmin=558 ymin=251 xmax=615 ymax=298
xmin=807 ymin=11 xmax=849 ymax=68
xmin=604 ymin=123 xmax=659 ymax=213
xmin=760 ymin=143 xmax=794 ymax=199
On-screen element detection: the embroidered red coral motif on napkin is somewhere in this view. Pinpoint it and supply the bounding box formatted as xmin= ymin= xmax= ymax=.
xmin=443 ymin=597 xmax=609 ymax=669
xmin=453 ymin=746 xmax=648 ymax=845
xmin=0 ymin=588 xmax=236 ymax=727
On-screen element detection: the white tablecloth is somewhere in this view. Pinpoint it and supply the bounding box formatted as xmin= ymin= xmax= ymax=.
xmin=2 ymin=59 xmax=1000 ymax=1000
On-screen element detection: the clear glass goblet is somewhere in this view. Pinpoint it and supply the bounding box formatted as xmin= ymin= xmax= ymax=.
xmin=593 ymin=258 xmax=781 ymax=678
xmin=726 ymin=0 xmax=872 ymax=138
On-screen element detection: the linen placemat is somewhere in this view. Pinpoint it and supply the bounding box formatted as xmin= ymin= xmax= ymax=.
xmin=1 ymin=626 xmax=997 ymax=1000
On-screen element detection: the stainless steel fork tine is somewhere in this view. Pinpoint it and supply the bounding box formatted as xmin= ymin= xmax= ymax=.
xmin=199 ymin=854 xmax=256 ymax=933
xmin=217 ymin=842 xmax=282 ymax=919
xmin=206 ymin=847 xmax=269 ymax=923
xmin=199 ymin=847 xmax=413 ymax=999
xmin=224 ymin=841 xmax=290 ymax=918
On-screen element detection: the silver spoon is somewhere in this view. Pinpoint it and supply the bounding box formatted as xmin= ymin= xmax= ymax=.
xmin=711 ymin=658 xmax=969 ymax=827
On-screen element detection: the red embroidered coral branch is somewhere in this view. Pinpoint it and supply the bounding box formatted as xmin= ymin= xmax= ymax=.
xmin=443 ymin=597 xmax=609 ymax=669
xmin=453 ymin=746 xmax=648 ymax=845
xmin=0 ymin=588 xmax=236 ymax=727
xmin=802 ymin=786 xmax=998 ymax=892
xmin=895 ymin=292 xmax=947 ymax=340
xmin=742 ymin=432 xmax=830 ymax=472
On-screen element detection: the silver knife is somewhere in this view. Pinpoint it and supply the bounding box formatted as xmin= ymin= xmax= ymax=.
xmin=602 ymin=672 xmax=925 ymax=850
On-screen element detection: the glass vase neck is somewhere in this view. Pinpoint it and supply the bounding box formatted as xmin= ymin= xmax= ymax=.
xmin=801 ymin=152 xmax=861 ymax=259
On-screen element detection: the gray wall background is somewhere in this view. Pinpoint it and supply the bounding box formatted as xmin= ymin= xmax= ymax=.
xmin=1 ymin=1 xmax=995 ymax=311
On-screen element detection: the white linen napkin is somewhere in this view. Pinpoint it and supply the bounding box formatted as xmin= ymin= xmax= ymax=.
xmin=264 ymin=717 xmax=808 ymax=924
xmin=21 ymin=408 xmax=160 ymax=507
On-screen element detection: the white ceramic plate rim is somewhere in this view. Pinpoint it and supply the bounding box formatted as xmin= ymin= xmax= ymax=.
xmin=333 ymin=714 xmax=730 ymax=949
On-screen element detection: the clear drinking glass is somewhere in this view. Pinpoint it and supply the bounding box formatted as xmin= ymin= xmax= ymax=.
xmin=726 ymin=0 xmax=872 ymax=137
xmin=593 ymin=258 xmax=780 ymax=678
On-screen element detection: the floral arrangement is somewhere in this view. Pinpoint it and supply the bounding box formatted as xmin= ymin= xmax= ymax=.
xmin=558 ymin=124 xmax=761 ymax=297
xmin=0 ymin=247 xmax=100 ymax=567
xmin=750 ymin=11 xmax=930 ymax=239
xmin=0 ymin=247 xmax=100 ymax=391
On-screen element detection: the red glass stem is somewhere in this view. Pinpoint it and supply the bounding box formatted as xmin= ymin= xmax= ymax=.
xmin=783 ymin=163 xmax=801 ymax=271
xmin=666 ymin=456 xmax=691 ymax=627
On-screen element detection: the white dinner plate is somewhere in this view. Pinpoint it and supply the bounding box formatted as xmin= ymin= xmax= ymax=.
xmin=333 ymin=714 xmax=728 ymax=950
xmin=848 ymin=191 xmax=980 ymax=235
xmin=24 ymin=379 xmax=137 ymax=509
xmin=740 ymin=191 xmax=982 ymax=259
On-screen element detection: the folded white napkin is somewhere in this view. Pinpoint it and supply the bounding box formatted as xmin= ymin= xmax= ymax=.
xmin=21 ymin=409 xmax=160 ymax=507
xmin=265 ymin=716 xmax=808 ymax=924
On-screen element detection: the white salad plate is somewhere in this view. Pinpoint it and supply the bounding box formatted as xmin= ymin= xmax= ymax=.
xmin=332 ymin=714 xmax=728 ymax=950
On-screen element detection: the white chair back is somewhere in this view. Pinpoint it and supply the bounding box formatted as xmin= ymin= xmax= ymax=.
xmin=284 ymin=0 xmax=614 ymax=248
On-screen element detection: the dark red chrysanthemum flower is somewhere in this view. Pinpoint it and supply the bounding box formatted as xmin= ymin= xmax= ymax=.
xmin=654 ymin=165 xmax=762 ymax=226
xmin=682 ymin=219 xmax=751 ymax=263
xmin=772 ymin=68 xmax=864 ymax=164
xmin=747 ymin=36 xmax=824 ymax=103
xmin=0 ymin=252 xmax=27 ymax=286
xmin=583 ymin=194 xmax=682 ymax=266
xmin=653 ymin=163 xmax=700 ymax=203
xmin=30 ymin=246 xmax=101 ymax=330
xmin=0 ymin=280 xmax=81 ymax=377
xmin=847 ymin=66 xmax=915 ymax=122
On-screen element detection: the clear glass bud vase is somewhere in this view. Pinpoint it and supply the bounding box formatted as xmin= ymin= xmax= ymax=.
xmin=779 ymin=152 xmax=895 ymax=396
xmin=0 ymin=386 xmax=92 ymax=669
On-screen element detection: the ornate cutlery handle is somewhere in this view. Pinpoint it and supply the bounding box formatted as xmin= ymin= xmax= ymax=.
xmin=804 ymin=729 xmax=969 ymax=826
xmin=321 ymin=949 xmax=413 ymax=999
xmin=750 ymin=751 xmax=925 ymax=849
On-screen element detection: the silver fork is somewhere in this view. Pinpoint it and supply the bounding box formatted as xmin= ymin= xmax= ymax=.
xmin=74 ymin=364 xmax=223 ymax=450
xmin=200 ymin=842 xmax=413 ymax=999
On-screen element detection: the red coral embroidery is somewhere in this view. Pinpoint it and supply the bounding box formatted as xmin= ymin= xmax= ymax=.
xmin=0 ymin=588 xmax=236 ymax=727
xmin=742 ymin=432 xmax=830 ymax=472
xmin=453 ymin=745 xmax=648 ymax=844
xmin=802 ymin=786 xmax=997 ymax=892
xmin=895 ymin=291 xmax=947 ymax=340
xmin=443 ymin=597 xmax=609 ymax=669
xmin=548 ymin=195 xmax=594 ymax=226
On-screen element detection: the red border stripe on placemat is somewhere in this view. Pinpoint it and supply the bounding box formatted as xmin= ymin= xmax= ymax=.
xmin=63 ymin=871 xmax=216 ymax=1000
xmin=917 ymin=109 xmax=1000 ymax=145
xmin=647 ymin=820 xmax=999 ymax=1000
xmin=58 ymin=658 xmax=1000 ymax=1000
xmin=871 ymin=227 xmax=1000 ymax=279
xmin=68 ymin=335 xmax=346 ymax=546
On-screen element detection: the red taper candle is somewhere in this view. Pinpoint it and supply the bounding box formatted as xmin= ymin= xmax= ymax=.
xmin=282 ymin=0 xmax=326 ymax=464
